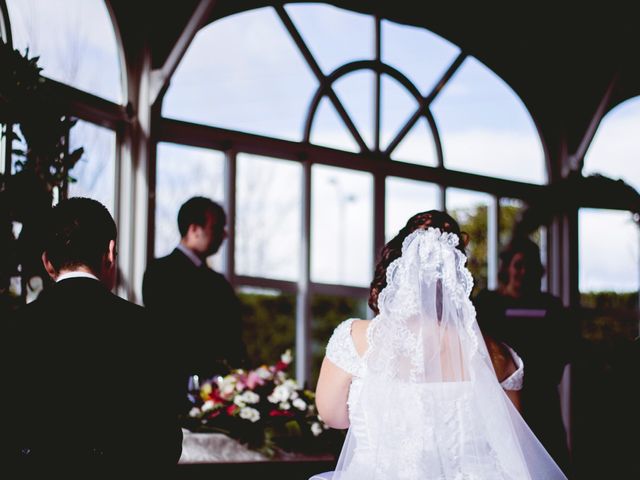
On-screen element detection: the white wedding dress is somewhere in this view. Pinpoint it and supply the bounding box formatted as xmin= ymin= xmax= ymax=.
xmin=310 ymin=228 xmax=567 ymax=480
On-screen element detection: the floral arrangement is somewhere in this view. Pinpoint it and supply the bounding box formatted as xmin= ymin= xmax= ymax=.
xmin=184 ymin=350 xmax=342 ymax=457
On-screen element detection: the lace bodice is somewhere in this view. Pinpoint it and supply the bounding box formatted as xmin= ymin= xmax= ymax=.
xmin=325 ymin=318 xmax=364 ymax=377
xmin=326 ymin=318 xmax=523 ymax=390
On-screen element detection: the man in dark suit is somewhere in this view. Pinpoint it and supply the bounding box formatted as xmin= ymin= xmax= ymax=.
xmin=142 ymin=197 xmax=247 ymax=415
xmin=0 ymin=197 xmax=182 ymax=478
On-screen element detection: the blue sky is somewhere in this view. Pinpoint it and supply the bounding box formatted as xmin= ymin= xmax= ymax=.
xmin=4 ymin=1 xmax=638 ymax=292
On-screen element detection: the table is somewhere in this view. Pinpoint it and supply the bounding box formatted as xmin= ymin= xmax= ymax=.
xmin=177 ymin=430 xmax=335 ymax=479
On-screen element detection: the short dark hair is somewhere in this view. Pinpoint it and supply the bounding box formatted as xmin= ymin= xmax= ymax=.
xmin=369 ymin=210 xmax=466 ymax=315
xmin=44 ymin=197 xmax=117 ymax=274
xmin=177 ymin=197 xmax=225 ymax=237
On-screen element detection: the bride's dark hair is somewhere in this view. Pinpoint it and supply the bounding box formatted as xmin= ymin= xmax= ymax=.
xmin=369 ymin=210 xmax=467 ymax=314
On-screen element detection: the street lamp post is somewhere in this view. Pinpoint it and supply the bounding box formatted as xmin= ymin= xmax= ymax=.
xmin=328 ymin=177 xmax=356 ymax=283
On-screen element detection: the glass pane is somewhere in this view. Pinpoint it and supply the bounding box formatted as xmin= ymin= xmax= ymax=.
xmin=333 ymin=70 xmax=375 ymax=149
xmin=391 ymin=118 xmax=438 ymax=166
xmin=164 ymin=8 xmax=316 ymax=141
xmin=284 ymin=3 xmax=373 ymax=75
xmin=0 ymin=123 xmax=7 ymax=174
xmin=385 ymin=176 xmax=440 ymax=241
xmin=236 ymin=154 xmax=301 ymax=281
xmin=382 ymin=19 xmax=460 ymax=96
xmin=432 ymin=57 xmax=545 ymax=184
xmin=447 ymin=189 xmax=491 ymax=295
xmin=310 ymin=294 xmax=368 ymax=387
xmin=310 ymin=96 xmax=359 ymax=152
xmin=238 ymin=287 xmax=296 ymax=369
xmin=498 ymin=197 xmax=525 ymax=250
xmin=579 ymin=209 xmax=639 ymax=293
xmin=0 ymin=6 xmax=7 ymax=41
xmin=382 ymin=74 xmax=438 ymax=166
xmin=6 ymin=0 xmax=122 ymax=103
xmin=574 ymin=209 xmax=638 ymax=479
xmin=155 ymin=143 xmax=224 ymax=269
xmin=68 ymin=120 xmax=116 ymax=215
xmin=6 ymin=124 xmax=26 ymax=175
xmin=311 ymin=165 xmax=373 ymax=287
xmin=498 ymin=197 xmax=547 ymax=289
xmin=583 ymin=96 xmax=640 ymax=193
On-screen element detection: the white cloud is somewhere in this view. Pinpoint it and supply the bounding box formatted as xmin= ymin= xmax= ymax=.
xmin=584 ymin=98 xmax=640 ymax=193
xmin=442 ymin=128 xmax=546 ymax=184
xmin=579 ymin=209 xmax=638 ymax=292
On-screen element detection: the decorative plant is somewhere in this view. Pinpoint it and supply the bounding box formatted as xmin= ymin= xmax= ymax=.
xmin=0 ymin=41 xmax=84 ymax=303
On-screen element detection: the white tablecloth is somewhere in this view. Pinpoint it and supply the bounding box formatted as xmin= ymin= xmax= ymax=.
xmin=179 ymin=429 xmax=268 ymax=463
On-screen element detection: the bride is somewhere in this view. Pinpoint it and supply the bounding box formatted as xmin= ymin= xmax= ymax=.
xmin=311 ymin=211 xmax=567 ymax=480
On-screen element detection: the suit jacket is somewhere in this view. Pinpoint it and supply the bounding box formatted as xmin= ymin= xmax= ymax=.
xmin=0 ymin=278 xmax=183 ymax=478
xmin=142 ymin=249 xmax=247 ymax=393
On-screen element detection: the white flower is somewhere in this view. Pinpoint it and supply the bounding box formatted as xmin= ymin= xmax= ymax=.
xmin=292 ymin=398 xmax=307 ymax=411
xmin=317 ymin=414 xmax=329 ymax=429
xmin=218 ymin=376 xmax=237 ymax=398
xmin=201 ymin=400 xmax=215 ymax=412
xmin=311 ymin=422 xmax=323 ymax=437
xmin=256 ymin=366 xmax=272 ymax=379
xmin=239 ymin=407 xmax=260 ymax=423
xmin=279 ymin=401 xmax=291 ymax=410
xmin=234 ymin=390 xmax=260 ymax=407
xmin=189 ymin=407 xmax=201 ymax=418
xmin=280 ymin=349 xmax=293 ymax=364
xmin=240 ymin=391 xmax=260 ymax=404
xmin=269 ymin=384 xmax=289 ymax=403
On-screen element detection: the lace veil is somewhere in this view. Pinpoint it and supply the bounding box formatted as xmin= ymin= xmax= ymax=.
xmin=331 ymin=228 xmax=567 ymax=479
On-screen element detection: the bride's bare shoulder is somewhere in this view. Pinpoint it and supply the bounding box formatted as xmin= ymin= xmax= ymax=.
xmin=350 ymin=319 xmax=371 ymax=357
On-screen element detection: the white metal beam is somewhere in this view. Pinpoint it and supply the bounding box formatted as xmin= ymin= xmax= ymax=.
xmin=569 ymin=73 xmax=619 ymax=173
xmin=0 ymin=0 xmax=11 ymax=45
xmin=149 ymin=0 xmax=217 ymax=106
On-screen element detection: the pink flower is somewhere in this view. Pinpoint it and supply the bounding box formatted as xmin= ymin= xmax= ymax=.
xmin=246 ymin=371 xmax=265 ymax=389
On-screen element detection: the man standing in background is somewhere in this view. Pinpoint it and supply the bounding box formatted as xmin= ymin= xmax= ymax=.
xmin=143 ymin=196 xmax=247 ymax=414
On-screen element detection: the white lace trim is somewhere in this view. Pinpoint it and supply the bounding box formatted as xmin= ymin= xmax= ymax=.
xmin=372 ymin=228 xmax=480 ymax=381
xmin=499 ymin=345 xmax=524 ymax=391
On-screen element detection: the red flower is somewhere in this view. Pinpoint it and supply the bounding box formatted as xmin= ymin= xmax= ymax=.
xmin=269 ymin=409 xmax=294 ymax=417
xmin=227 ymin=404 xmax=239 ymax=416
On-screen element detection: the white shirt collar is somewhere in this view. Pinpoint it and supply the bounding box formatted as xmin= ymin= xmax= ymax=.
xmin=176 ymin=243 xmax=203 ymax=267
xmin=56 ymin=271 xmax=100 ymax=282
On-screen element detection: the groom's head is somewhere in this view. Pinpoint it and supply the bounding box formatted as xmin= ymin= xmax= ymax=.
xmin=42 ymin=197 xmax=118 ymax=288
xmin=178 ymin=196 xmax=227 ymax=258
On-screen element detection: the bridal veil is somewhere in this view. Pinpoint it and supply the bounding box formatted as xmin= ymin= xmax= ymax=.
xmin=328 ymin=228 xmax=567 ymax=479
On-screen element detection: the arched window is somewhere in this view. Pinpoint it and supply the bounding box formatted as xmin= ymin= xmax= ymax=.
xmin=581 ymin=97 xmax=640 ymax=294
xmin=159 ymin=3 xmax=546 ymax=381
xmin=164 ymin=7 xmax=317 ymax=141
xmin=165 ymin=4 xmax=544 ymax=183
xmin=5 ymin=0 xmax=123 ymax=103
